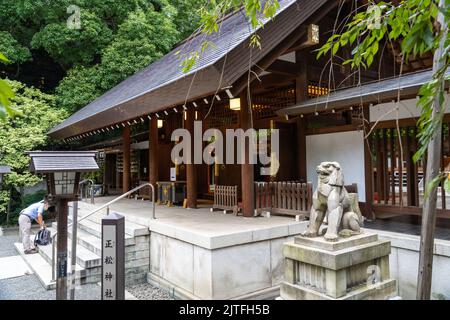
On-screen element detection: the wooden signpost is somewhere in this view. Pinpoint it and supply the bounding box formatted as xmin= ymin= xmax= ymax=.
xmin=101 ymin=213 xmax=125 ymax=300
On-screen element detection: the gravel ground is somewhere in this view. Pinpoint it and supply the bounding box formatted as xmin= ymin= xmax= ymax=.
xmin=0 ymin=274 xmax=101 ymax=300
xmin=126 ymin=283 xmax=175 ymax=300
xmin=0 ymin=233 xmax=18 ymax=258
xmin=0 ymin=226 xmax=43 ymax=258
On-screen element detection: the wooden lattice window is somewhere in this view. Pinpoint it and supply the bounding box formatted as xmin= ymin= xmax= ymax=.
xmin=206 ymin=101 xmax=238 ymax=128
xmin=252 ymin=86 xmax=296 ymax=119
xmin=308 ymin=82 xmax=329 ymax=99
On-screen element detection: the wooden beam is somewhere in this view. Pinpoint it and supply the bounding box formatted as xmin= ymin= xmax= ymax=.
xmin=250 ymin=73 xmax=296 ymax=93
xmin=285 ymin=24 xmax=320 ymax=53
xmin=122 ymin=126 xmax=131 ymax=193
xmin=186 ymin=107 xmax=197 ymax=208
xmin=305 ymin=124 xmax=359 ymax=135
xmin=266 ymin=59 xmax=299 ymax=76
xmin=230 ymin=1 xmax=337 ymax=97
xmin=296 ymin=50 xmax=308 ymax=181
xmin=240 ymin=89 xmax=255 ymax=217
xmin=363 ymin=106 xmax=375 ymax=219
xmin=149 ymin=117 xmax=158 ymax=186
xmin=297 ymin=118 xmax=307 ymax=181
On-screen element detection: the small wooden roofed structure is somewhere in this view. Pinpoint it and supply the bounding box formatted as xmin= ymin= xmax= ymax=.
xmin=48 ymin=0 xmax=329 ymax=140
xmin=27 ymin=151 xmax=99 ymax=173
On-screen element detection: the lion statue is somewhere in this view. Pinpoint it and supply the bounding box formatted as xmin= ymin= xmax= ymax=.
xmin=301 ymin=161 xmax=364 ymax=242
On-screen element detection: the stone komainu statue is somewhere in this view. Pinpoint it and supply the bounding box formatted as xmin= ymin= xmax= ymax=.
xmin=301 ymin=161 xmax=364 ymax=242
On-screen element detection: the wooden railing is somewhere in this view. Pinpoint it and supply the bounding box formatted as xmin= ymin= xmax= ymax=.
xmin=211 ymin=185 xmax=239 ymax=215
xmin=255 ymin=181 xmax=313 ymax=217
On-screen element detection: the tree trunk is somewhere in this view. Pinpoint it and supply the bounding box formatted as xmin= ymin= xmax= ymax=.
xmin=416 ymin=0 xmax=447 ymax=300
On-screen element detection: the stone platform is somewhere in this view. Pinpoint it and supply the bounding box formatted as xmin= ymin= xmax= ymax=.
xmin=280 ymin=231 xmax=397 ymax=300
xmin=76 ymin=197 xmax=309 ymax=299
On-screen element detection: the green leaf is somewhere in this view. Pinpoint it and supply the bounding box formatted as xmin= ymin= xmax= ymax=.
xmin=0 ymin=52 xmax=9 ymax=63
xmin=424 ymin=173 xmax=445 ymax=200
xmin=445 ymin=176 xmax=450 ymax=192
xmin=0 ymin=78 xmax=15 ymax=112
xmin=332 ymin=41 xmax=340 ymax=55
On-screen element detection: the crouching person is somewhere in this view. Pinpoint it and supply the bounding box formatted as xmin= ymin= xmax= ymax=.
xmin=18 ymin=196 xmax=49 ymax=254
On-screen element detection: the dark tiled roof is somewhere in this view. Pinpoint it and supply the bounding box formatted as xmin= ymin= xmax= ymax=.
xmin=277 ymin=69 xmax=450 ymax=116
xmin=49 ymin=0 xmax=328 ymax=140
xmin=28 ymin=151 xmax=99 ymax=173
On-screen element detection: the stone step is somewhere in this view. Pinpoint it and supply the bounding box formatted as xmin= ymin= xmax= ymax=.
xmin=52 ymin=221 xmax=136 ymax=247
xmin=76 ymin=213 xmax=149 ymax=237
xmin=69 ymin=202 xmax=150 ymax=237
xmin=68 ymin=227 xmax=136 ymax=257
xmin=34 ymin=232 xmax=101 ymax=269
xmin=14 ymin=243 xmax=56 ymax=290
xmin=69 ymin=227 xmax=103 ymax=256
xmin=14 ymin=243 xmax=100 ymax=289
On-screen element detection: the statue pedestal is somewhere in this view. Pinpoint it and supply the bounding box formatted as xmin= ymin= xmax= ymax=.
xmin=280 ymin=232 xmax=397 ymax=300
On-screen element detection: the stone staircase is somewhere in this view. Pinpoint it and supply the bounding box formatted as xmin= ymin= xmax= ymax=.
xmin=15 ymin=200 xmax=150 ymax=290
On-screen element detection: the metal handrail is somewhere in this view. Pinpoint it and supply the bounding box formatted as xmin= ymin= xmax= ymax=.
xmin=51 ymin=183 xmax=156 ymax=281
xmin=78 ymin=179 xmax=94 ymax=204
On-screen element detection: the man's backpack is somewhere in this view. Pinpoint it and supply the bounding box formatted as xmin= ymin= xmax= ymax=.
xmin=34 ymin=228 xmax=52 ymax=246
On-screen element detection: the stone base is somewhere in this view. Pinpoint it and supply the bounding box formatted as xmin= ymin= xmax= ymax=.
xmin=280 ymin=231 xmax=398 ymax=300
xmin=281 ymin=279 xmax=397 ymax=300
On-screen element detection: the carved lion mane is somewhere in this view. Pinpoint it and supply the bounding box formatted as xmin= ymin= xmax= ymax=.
xmin=302 ymin=161 xmax=364 ymax=241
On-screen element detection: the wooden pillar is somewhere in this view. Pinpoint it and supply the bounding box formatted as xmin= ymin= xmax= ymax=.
xmin=240 ymin=89 xmax=255 ymax=217
xmin=149 ymin=117 xmax=159 ymax=187
xmin=56 ymin=198 xmax=69 ymax=300
xmin=122 ymin=126 xmax=131 ymax=193
xmin=296 ymin=119 xmax=307 ymax=181
xmin=186 ymin=107 xmax=197 ymax=208
xmin=363 ymin=106 xmax=374 ymax=219
xmin=296 ymin=51 xmax=308 ymax=181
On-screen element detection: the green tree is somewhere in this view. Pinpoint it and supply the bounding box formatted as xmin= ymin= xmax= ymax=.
xmin=56 ymin=2 xmax=182 ymax=113
xmin=0 ymin=52 xmax=16 ymax=118
xmin=0 ymin=32 xmax=31 ymax=65
xmin=0 ymin=0 xmax=203 ymax=91
xmin=0 ymin=80 xmax=68 ymax=224
xmin=30 ymin=9 xmax=113 ymax=69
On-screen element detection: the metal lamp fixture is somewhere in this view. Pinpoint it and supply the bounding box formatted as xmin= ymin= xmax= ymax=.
xmin=229 ymin=98 xmax=241 ymax=111
xmin=27 ymin=151 xmax=99 ymax=199
xmin=157 ymin=119 xmax=164 ymax=128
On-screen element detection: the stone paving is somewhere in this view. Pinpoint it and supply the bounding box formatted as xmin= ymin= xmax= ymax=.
xmin=0 ymin=274 xmax=101 ymax=300
xmin=0 ymin=233 xmax=18 ymax=258
xmin=0 ymin=231 xmax=101 ymax=300
xmin=0 ymin=230 xmax=171 ymax=300
xmin=365 ymin=219 xmax=450 ymax=241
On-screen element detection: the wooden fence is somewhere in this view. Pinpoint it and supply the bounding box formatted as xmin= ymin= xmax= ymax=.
xmin=211 ymin=185 xmax=239 ymax=215
xmin=255 ymin=181 xmax=313 ymax=217
xmin=371 ymin=124 xmax=450 ymax=219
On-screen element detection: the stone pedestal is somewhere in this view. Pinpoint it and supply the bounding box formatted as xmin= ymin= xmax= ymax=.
xmin=280 ymin=232 xmax=397 ymax=300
